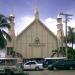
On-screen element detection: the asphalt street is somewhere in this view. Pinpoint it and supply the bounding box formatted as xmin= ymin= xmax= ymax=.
xmin=2 ymin=70 xmax=75 ymax=75
xmin=24 ymin=70 xmax=75 ymax=75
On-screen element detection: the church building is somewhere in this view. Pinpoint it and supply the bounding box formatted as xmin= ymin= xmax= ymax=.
xmin=7 ymin=4 xmax=64 ymax=59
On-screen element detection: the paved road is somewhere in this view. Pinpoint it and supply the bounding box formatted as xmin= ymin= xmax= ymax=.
xmin=24 ymin=70 xmax=75 ymax=75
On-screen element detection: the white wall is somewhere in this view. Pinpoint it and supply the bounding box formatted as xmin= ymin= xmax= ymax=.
xmin=0 ymin=49 xmax=6 ymax=57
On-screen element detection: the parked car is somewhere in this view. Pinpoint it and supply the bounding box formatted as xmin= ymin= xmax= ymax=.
xmin=23 ymin=61 xmax=43 ymax=70
xmin=43 ymin=57 xmax=66 ymax=68
xmin=0 ymin=58 xmax=23 ymax=75
xmin=48 ymin=59 xmax=75 ymax=70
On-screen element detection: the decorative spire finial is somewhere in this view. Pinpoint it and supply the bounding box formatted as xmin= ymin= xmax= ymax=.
xmin=9 ymin=8 xmax=15 ymax=22
xmin=9 ymin=9 xmax=15 ymax=18
xmin=34 ymin=0 xmax=39 ymax=20
xmin=57 ymin=13 xmax=62 ymax=18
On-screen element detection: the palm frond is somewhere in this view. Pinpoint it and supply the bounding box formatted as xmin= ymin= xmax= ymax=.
xmin=0 ymin=23 xmax=10 ymax=28
xmin=0 ymin=30 xmax=7 ymax=49
xmin=0 ymin=14 xmax=10 ymax=28
xmin=0 ymin=14 xmax=6 ymax=23
xmin=2 ymin=30 xmax=11 ymax=41
xmin=0 ymin=14 xmax=12 ymax=49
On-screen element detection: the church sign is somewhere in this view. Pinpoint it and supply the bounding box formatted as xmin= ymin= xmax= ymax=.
xmin=29 ymin=37 xmax=45 ymax=47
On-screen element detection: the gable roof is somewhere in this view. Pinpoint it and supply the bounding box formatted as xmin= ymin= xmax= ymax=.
xmin=16 ymin=19 xmax=57 ymax=40
xmin=38 ymin=20 xmax=57 ymax=40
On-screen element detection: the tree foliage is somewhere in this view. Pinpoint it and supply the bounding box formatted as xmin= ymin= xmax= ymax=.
xmin=0 ymin=14 xmax=11 ymax=49
xmin=67 ymin=26 xmax=75 ymax=49
xmin=52 ymin=46 xmax=75 ymax=59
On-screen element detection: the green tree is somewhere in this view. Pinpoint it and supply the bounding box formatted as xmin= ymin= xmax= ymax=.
xmin=0 ymin=14 xmax=11 ymax=49
xmin=67 ymin=26 xmax=75 ymax=59
xmin=67 ymin=26 xmax=75 ymax=49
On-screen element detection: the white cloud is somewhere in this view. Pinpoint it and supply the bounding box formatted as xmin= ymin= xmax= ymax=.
xmin=15 ymin=15 xmax=75 ymax=36
xmin=68 ymin=19 xmax=75 ymax=28
xmin=44 ymin=18 xmax=57 ymax=35
xmin=15 ymin=16 xmax=57 ymax=36
xmin=43 ymin=17 xmax=75 ymax=36
xmin=15 ymin=16 xmax=34 ymax=35
xmin=62 ymin=18 xmax=75 ymax=35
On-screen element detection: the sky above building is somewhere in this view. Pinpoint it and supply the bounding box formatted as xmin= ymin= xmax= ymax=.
xmin=0 ymin=0 xmax=75 ymax=35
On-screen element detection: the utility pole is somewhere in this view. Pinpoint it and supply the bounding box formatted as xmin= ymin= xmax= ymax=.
xmin=60 ymin=12 xmax=73 ymax=58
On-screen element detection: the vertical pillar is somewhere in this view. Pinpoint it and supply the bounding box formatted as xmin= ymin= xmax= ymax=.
xmin=57 ymin=14 xmax=64 ymax=56
xmin=7 ymin=14 xmax=15 ymax=56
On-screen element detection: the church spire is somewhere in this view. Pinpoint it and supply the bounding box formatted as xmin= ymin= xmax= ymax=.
xmin=34 ymin=0 xmax=39 ymax=20
xmin=9 ymin=9 xmax=15 ymax=17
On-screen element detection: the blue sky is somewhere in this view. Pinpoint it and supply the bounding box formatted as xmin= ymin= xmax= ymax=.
xmin=0 ymin=0 xmax=75 ymax=35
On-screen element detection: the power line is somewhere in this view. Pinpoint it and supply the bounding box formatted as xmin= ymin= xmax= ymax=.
xmin=60 ymin=12 xmax=73 ymax=58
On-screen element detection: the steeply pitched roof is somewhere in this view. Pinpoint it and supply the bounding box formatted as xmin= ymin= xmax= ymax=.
xmin=16 ymin=19 xmax=57 ymax=40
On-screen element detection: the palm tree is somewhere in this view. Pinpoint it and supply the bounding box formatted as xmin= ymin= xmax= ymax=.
xmin=0 ymin=14 xmax=11 ymax=49
xmin=67 ymin=26 xmax=75 ymax=59
xmin=67 ymin=26 xmax=75 ymax=49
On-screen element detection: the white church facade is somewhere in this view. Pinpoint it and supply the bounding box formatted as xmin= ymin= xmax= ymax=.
xmin=7 ymin=5 xmax=64 ymax=59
